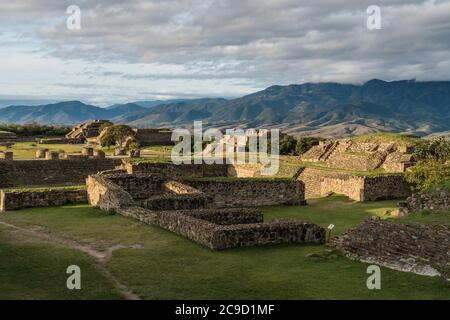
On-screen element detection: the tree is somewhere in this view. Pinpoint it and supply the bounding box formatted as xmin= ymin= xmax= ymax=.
xmin=279 ymin=135 xmax=297 ymax=155
xmin=100 ymin=125 xmax=135 ymax=148
xmin=295 ymin=137 xmax=320 ymax=155
xmin=406 ymin=137 xmax=450 ymax=192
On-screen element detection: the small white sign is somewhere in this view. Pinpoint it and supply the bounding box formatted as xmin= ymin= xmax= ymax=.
xmin=327 ymin=224 xmax=335 ymax=230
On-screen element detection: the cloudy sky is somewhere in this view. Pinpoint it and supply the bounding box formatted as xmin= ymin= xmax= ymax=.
xmin=0 ymin=0 xmax=449 ymax=105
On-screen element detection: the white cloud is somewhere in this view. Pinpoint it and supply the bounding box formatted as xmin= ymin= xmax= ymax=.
xmin=0 ymin=0 xmax=449 ymax=104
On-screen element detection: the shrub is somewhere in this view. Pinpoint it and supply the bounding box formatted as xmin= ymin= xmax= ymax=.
xmin=406 ymin=138 xmax=450 ymax=192
xmin=295 ymin=137 xmax=320 ymax=155
xmin=100 ymin=125 xmax=135 ymax=148
xmin=279 ymin=135 xmax=297 ymax=155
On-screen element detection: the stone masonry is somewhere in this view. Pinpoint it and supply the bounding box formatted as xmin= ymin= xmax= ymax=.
xmin=333 ymin=218 xmax=450 ymax=277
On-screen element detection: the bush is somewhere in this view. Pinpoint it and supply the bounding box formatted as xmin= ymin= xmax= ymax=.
xmin=405 ymin=160 xmax=450 ymax=192
xmin=413 ymin=137 xmax=450 ymax=162
xmin=295 ymin=137 xmax=320 ymax=155
xmin=279 ymin=135 xmax=297 ymax=155
xmin=406 ymin=138 xmax=450 ymax=192
xmin=100 ymin=125 xmax=135 ymax=148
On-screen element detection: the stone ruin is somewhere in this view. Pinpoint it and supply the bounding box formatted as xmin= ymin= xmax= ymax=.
xmin=333 ymin=218 xmax=450 ymax=277
xmin=396 ymin=188 xmax=450 ymax=216
xmin=296 ymin=138 xmax=415 ymax=201
xmin=65 ymin=119 xmax=111 ymax=142
xmin=86 ymin=169 xmax=325 ymax=250
xmin=301 ymin=139 xmax=415 ymax=173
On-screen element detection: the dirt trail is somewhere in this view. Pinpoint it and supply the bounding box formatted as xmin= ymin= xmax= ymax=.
xmin=0 ymin=220 xmax=142 ymax=300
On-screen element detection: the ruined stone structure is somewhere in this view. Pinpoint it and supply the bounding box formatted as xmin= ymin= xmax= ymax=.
xmin=124 ymin=161 xmax=229 ymax=179
xmin=0 ymin=131 xmax=18 ymax=142
xmin=333 ymin=218 xmax=450 ymax=277
xmin=85 ymin=172 xmax=316 ymax=250
xmin=65 ymin=120 xmax=111 ymax=141
xmin=133 ymin=128 xmax=173 ymax=146
xmin=301 ymin=139 xmax=415 ymax=173
xmin=185 ymin=178 xmax=305 ymax=207
xmin=297 ymin=167 xmax=411 ymax=201
xmin=0 ymin=188 xmax=87 ymax=212
xmin=0 ymin=158 xmax=121 ymax=187
xmin=398 ymin=189 xmax=450 ymax=216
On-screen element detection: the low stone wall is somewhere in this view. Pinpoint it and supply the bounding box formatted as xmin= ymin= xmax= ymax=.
xmin=362 ymin=175 xmax=411 ymax=201
xmin=142 ymin=193 xmax=210 ymax=210
xmin=185 ymin=179 xmax=305 ymax=207
xmin=398 ymin=189 xmax=450 ymax=215
xmin=125 ymin=162 xmax=229 ymax=179
xmin=0 ymin=188 xmax=87 ymax=212
xmin=105 ymin=173 xmax=164 ymax=199
xmin=298 ymin=168 xmax=410 ymax=201
xmin=227 ymin=163 xmax=262 ymax=177
xmin=134 ymin=129 xmax=173 ymax=146
xmin=0 ymin=158 xmax=122 ymax=187
xmin=320 ymin=176 xmax=365 ymax=201
xmin=326 ymin=152 xmax=386 ymax=172
xmin=156 ymin=209 xmax=325 ymax=250
xmin=86 ymin=175 xmax=133 ymax=211
xmin=333 ymin=218 xmax=450 ymax=277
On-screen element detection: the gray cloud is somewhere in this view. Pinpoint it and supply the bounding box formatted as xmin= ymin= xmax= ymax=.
xmin=1 ymin=0 xmax=449 ymax=97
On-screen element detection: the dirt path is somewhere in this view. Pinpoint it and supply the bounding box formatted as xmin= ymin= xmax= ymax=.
xmin=0 ymin=220 xmax=143 ymax=300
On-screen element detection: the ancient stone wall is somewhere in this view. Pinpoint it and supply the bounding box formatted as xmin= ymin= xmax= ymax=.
xmin=133 ymin=129 xmax=173 ymax=146
xmin=104 ymin=173 xmax=164 ymax=199
xmin=399 ymin=189 xmax=450 ymax=215
xmin=298 ymin=168 xmax=410 ymax=201
xmin=125 ymin=162 xmax=229 ymax=179
xmin=333 ymin=219 xmax=450 ymax=277
xmin=142 ymin=193 xmax=210 ymax=210
xmin=0 ymin=188 xmax=87 ymax=212
xmin=362 ymin=175 xmax=411 ymax=201
xmin=185 ymin=179 xmax=305 ymax=207
xmin=0 ymin=159 xmax=121 ymax=187
xmin=156 ymin=209 xmax=325 ymax=250
xmin=227 ymin=163 xmax=262 ymax=177
xmin=326 ymin=152 xmax=385 ymax=171
xmin=86 ymin=175 xmax=133 ymax=211
xmin=320 ymin=176 xmax=365 ymax=201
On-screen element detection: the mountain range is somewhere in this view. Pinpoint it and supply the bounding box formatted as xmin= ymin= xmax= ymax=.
xmin=1 ymin=79 xmax=449 ymax=138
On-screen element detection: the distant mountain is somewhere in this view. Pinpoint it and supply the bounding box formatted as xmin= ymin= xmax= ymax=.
xmin=1 ymin=80 xmax=449 ymax=137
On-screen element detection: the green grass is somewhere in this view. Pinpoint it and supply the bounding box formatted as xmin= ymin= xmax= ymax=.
xmin=0 ymin=196 xmax=449 ymax=300
xmin=0 ymin=142 xmax=114 ymax=159
xmin=3 ymin=185 xmax=86 ymax=192
xmin=0 ymin=225 xmax=122 ymax=300
xmin=393 ymin=210 xmax=450 ymax=227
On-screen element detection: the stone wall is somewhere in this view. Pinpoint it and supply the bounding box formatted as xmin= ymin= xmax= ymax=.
xmin=298 ymin=168 xmax=410 ymax=201
xmin=142 ymin=193 xmax=210 ymax=210
xmin=185 ymin=179 xmax=305 ymax=207
xmin=326 ymin=152 xmax=385 ymax=171
xmin=320 ymin=176 xmax=365 ymax=201
xmin=398 ymin=189 xmax=450 ymax=215
xmin=227 ymin=163 xmax=262 ymax=177
xmin=156 ymin=209 xmax=325 ymax=250
xmin=333 ymin=218 xmax=450 ymax=277
xmin=362 ymin=175 xmax=411 ymax=201
xmin=133 ymin=129 xmax=173 ymax=146
xmin=105 ymin=173 xmax=164 ymax=199
xmin=125 ymin=162 xmax=229 ymax=179
xmin=0 ymin=188 xmax=87 ymax=212
xmin=0 ymin=159 xmax=122 ymax=187
xmin=87 ymin=175 xmax=325 ymax=249
xmin=86 ymin=175 xmax=133 ymax=211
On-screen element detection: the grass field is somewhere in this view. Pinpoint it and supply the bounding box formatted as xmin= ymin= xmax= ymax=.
xmin=0 ymin=142 xmax=117 ymax=159
xmin=0 ymin=195 xmax=448 ymax=300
